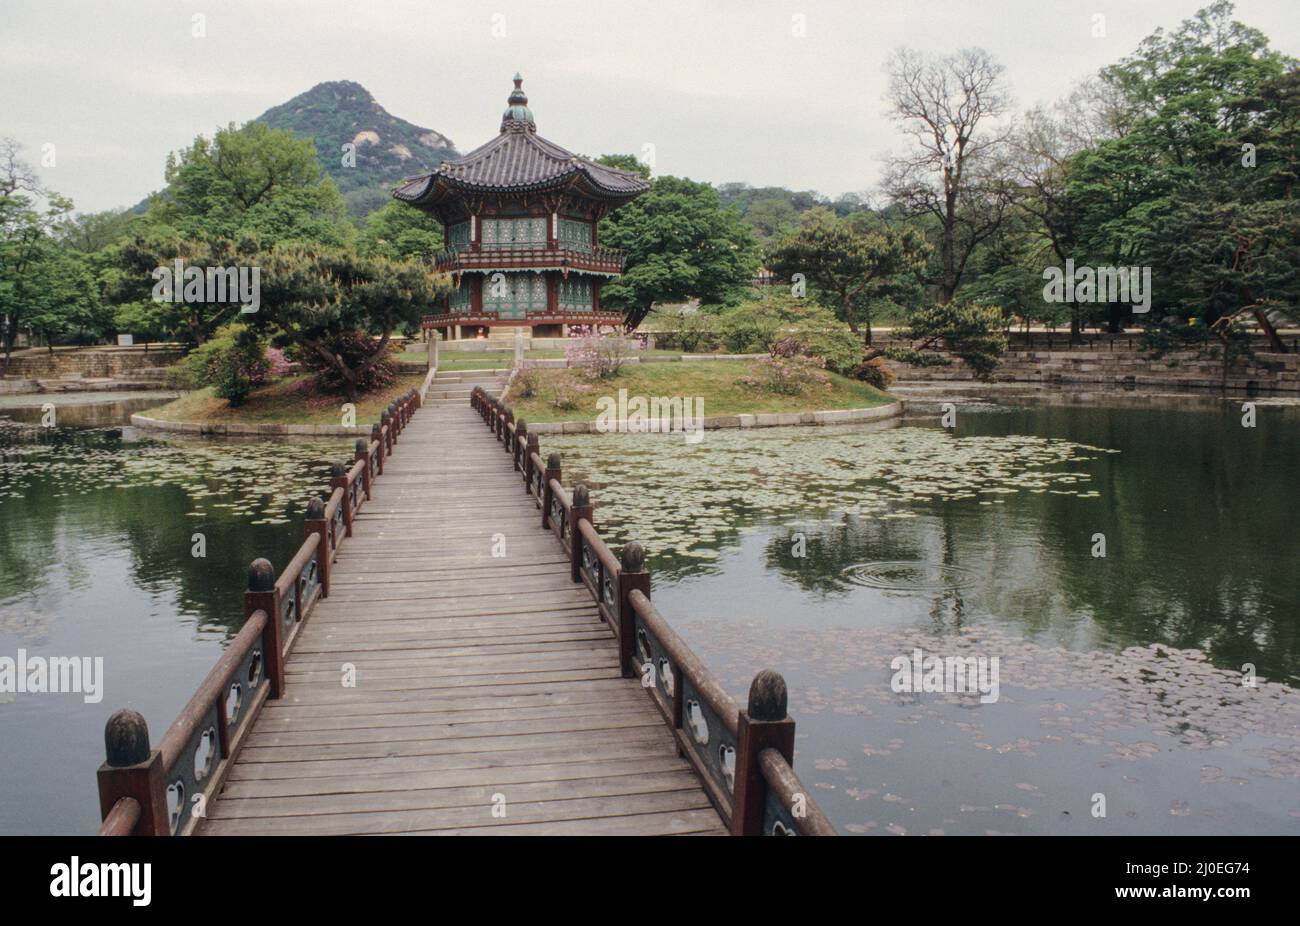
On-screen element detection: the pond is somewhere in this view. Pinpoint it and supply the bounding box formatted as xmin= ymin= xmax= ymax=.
xmin=543 ymin=387 xmax=1300 ymax=835
xmin=1 ymin=387 xmax=1296 ymax=835
xmin=0 ymin=394 xmax=348 ymax=834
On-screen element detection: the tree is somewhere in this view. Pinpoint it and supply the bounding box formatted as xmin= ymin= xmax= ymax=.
xmin=1068 ymin=2 xmax=1295 ymax=347
xmin=875 ymin=300 xmax=1009 ymax=380
xmin=249 ymin=245 xmax=448 ymax=402
xmin=766 ymin=208 xmax=929 ymax=343
xmin=150 ymin=121 xmax=348 ymax=245
xmin=57 ymin=208 xmax=138 ymax=252
xmin=110 ymin=229 xmax=262 ymax=345
xmin=358 ymin=200 xmax=443 ymax=261
xmin=0 ymin=140 xmax=78 ymax=372
xmin=595 ymin=166 xmax=760 ymax=329
xmin=23 ymin=248 xmax=99 ymax=350
xmin=882 ymin=47 xmax=1013 ymax=304
xmin=741 ymin=197 xmax=801 ymax=244
xmin=1004 ymin=107 xmax=1102 ymax=338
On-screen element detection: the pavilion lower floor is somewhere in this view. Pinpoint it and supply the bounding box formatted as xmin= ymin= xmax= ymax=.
xmin=423 ymin=312 xmax=626 ymax=341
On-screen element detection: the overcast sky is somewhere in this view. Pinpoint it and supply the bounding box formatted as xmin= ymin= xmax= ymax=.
xmin=3 ymin=0 xmax=1298 ymax=214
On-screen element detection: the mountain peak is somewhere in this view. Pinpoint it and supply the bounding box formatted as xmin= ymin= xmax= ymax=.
xmin=297 ymin=80 xmax=376 ymax=102
xmin=254 ymin=81 xmax=458 ymax=217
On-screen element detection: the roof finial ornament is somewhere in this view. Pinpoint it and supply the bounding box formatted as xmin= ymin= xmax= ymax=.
xmin=502 ymin=72 xmax=535 ymax=132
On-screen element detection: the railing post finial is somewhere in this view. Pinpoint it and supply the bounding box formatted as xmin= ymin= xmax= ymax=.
xmin=619 ymin=540 xmax=646 ymax=574
xmin=247 ymin=557 xmax=275 ymax=593
xmin=747 ymin=669 xmax=788 ymax=722
xmin=104 ymin=708 xmax=151 ymax=768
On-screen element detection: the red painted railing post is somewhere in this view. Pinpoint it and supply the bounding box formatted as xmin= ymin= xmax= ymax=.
xmin=246 ymin=558 xmax=285 ymax=699
xmin=570 ymin=484 xmax=593 ymax=582
xmin=542 ymin=453 xmax=561 ymax=531
xmin=304 ymin=496 xmax=331 ymax=598
xmin=733 ymin=670 xmax=796 ymax=836
xmin=330 ymin=462 xmax=353 ymax=537
xmin=355 ymin=438 xmax=372 ymax=501
xmin=617 ymin=542 xmax=649 ymax=679
xmin=96 ymin=710 xmax=167 ymax=836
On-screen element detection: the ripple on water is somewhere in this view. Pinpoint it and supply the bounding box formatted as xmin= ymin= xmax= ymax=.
xmin=841 ymin=560 xmax=977 ymax=592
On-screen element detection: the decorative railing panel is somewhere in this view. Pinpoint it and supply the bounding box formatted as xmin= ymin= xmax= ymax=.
xmin=470 ymin=385 xmax=835 ymax=836
xmin=95 ymin=389 xmax=424 ymax=836
xmin=160 ymin=698 xmax=222 ymax=836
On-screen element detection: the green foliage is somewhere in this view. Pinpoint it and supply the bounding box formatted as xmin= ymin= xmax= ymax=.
xmin=248 ymin=244 xmax=448 ymax=401
xmin=293 ymin=329 xmax=398 ymax=397
xmin=592 ymin=154 xmax=651 ymax=179
xmin=884 ymin=300 xmax=1008 ymax=380
xmin=712 ymin=293 xmax=863 ymax=374
xmin=184 ymin=324 xmax=270 ymax=406
xmin=652 ymin=310 xmax=720 ymax=353
xmin=0 ymin=148 xmax=92 ymax=364
xmin=1061 ymin=1 xmax=1296 ymax=344
xmin=150 ymin=121 xmax=348 ymax=245
xmin=112 ymin=301 xmax=172 ymax=346
xmin=110 ymin=229 xmax=262 ymax=344
xmin=358 ymin=201 xmax=443 ymax=261
xmin=766 ymin=209 xmax=929 ymax=340
xmin=596 ymin=168 xmax=760 ymax=328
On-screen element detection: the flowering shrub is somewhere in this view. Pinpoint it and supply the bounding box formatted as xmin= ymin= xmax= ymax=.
xmin=736 ymin=356 xmax=830 ymax=396
xmin=293 ymin=331 xmax=398 ymax=397
xmin=565 ymin=335 xmax=628 ymax=380
xmin=264 ymin=346 xmax=292 ymax=377
xmin=850 ymin=356 xmax=895 ymax=389
xmin=513 ymin=363 xmax=544 ymax=399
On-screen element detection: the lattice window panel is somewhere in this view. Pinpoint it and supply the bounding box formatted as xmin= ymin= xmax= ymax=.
xmin=484 ymin=272 xmax=547 ymax=319
xmin=449 ymin=277 xmax=472 ymax=311
xmin=447 ymin=222 xmax=470 ymax=250
xmin=482 ymin=218 xmax=547 ymax=248
xmin=559 ymin=218 xmax=592 ymax=252
xmin=558 ymin=277 xmax=593 ymax=313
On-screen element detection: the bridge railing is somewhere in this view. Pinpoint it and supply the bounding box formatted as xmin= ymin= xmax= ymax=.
xmin=473 ymin=386 xmax=836 ymax=836
xmin=94 ymin=389 xmax=424 ymax=836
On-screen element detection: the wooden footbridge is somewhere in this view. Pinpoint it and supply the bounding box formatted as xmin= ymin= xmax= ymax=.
xmin=94 ymin=371 xmax=834 ymax=837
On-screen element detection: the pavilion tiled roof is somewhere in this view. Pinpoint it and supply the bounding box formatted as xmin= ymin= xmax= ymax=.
xmin=394 ymin=75 xmax=649 ymax=206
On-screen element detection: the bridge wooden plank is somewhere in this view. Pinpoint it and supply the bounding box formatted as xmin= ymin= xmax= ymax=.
xmin=197 ymin=396 xmax=724 ymax=836
xmin=199 ymin=790 xmax=717 ymax=836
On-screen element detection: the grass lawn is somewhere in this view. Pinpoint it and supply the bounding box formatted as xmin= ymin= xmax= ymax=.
xmin=508 ymin=359 xmax=895 ymax=423
xmin=145 ymin=370 xmax=426 ymax=426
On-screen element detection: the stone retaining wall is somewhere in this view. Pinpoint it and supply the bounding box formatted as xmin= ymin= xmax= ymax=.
xmin=891 ymin=349 xmax=1300 ymax=392
xmin=524 ymin=400 xmax=905 ymax=434
xmin=5 ymin=347 xmax=183 ymax=378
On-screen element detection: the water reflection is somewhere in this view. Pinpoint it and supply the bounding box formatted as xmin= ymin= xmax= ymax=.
xmin=546 ymin=388 xmax=1300 ymax=834
xmin=0 ymin=409 xmax=349 ymax=834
